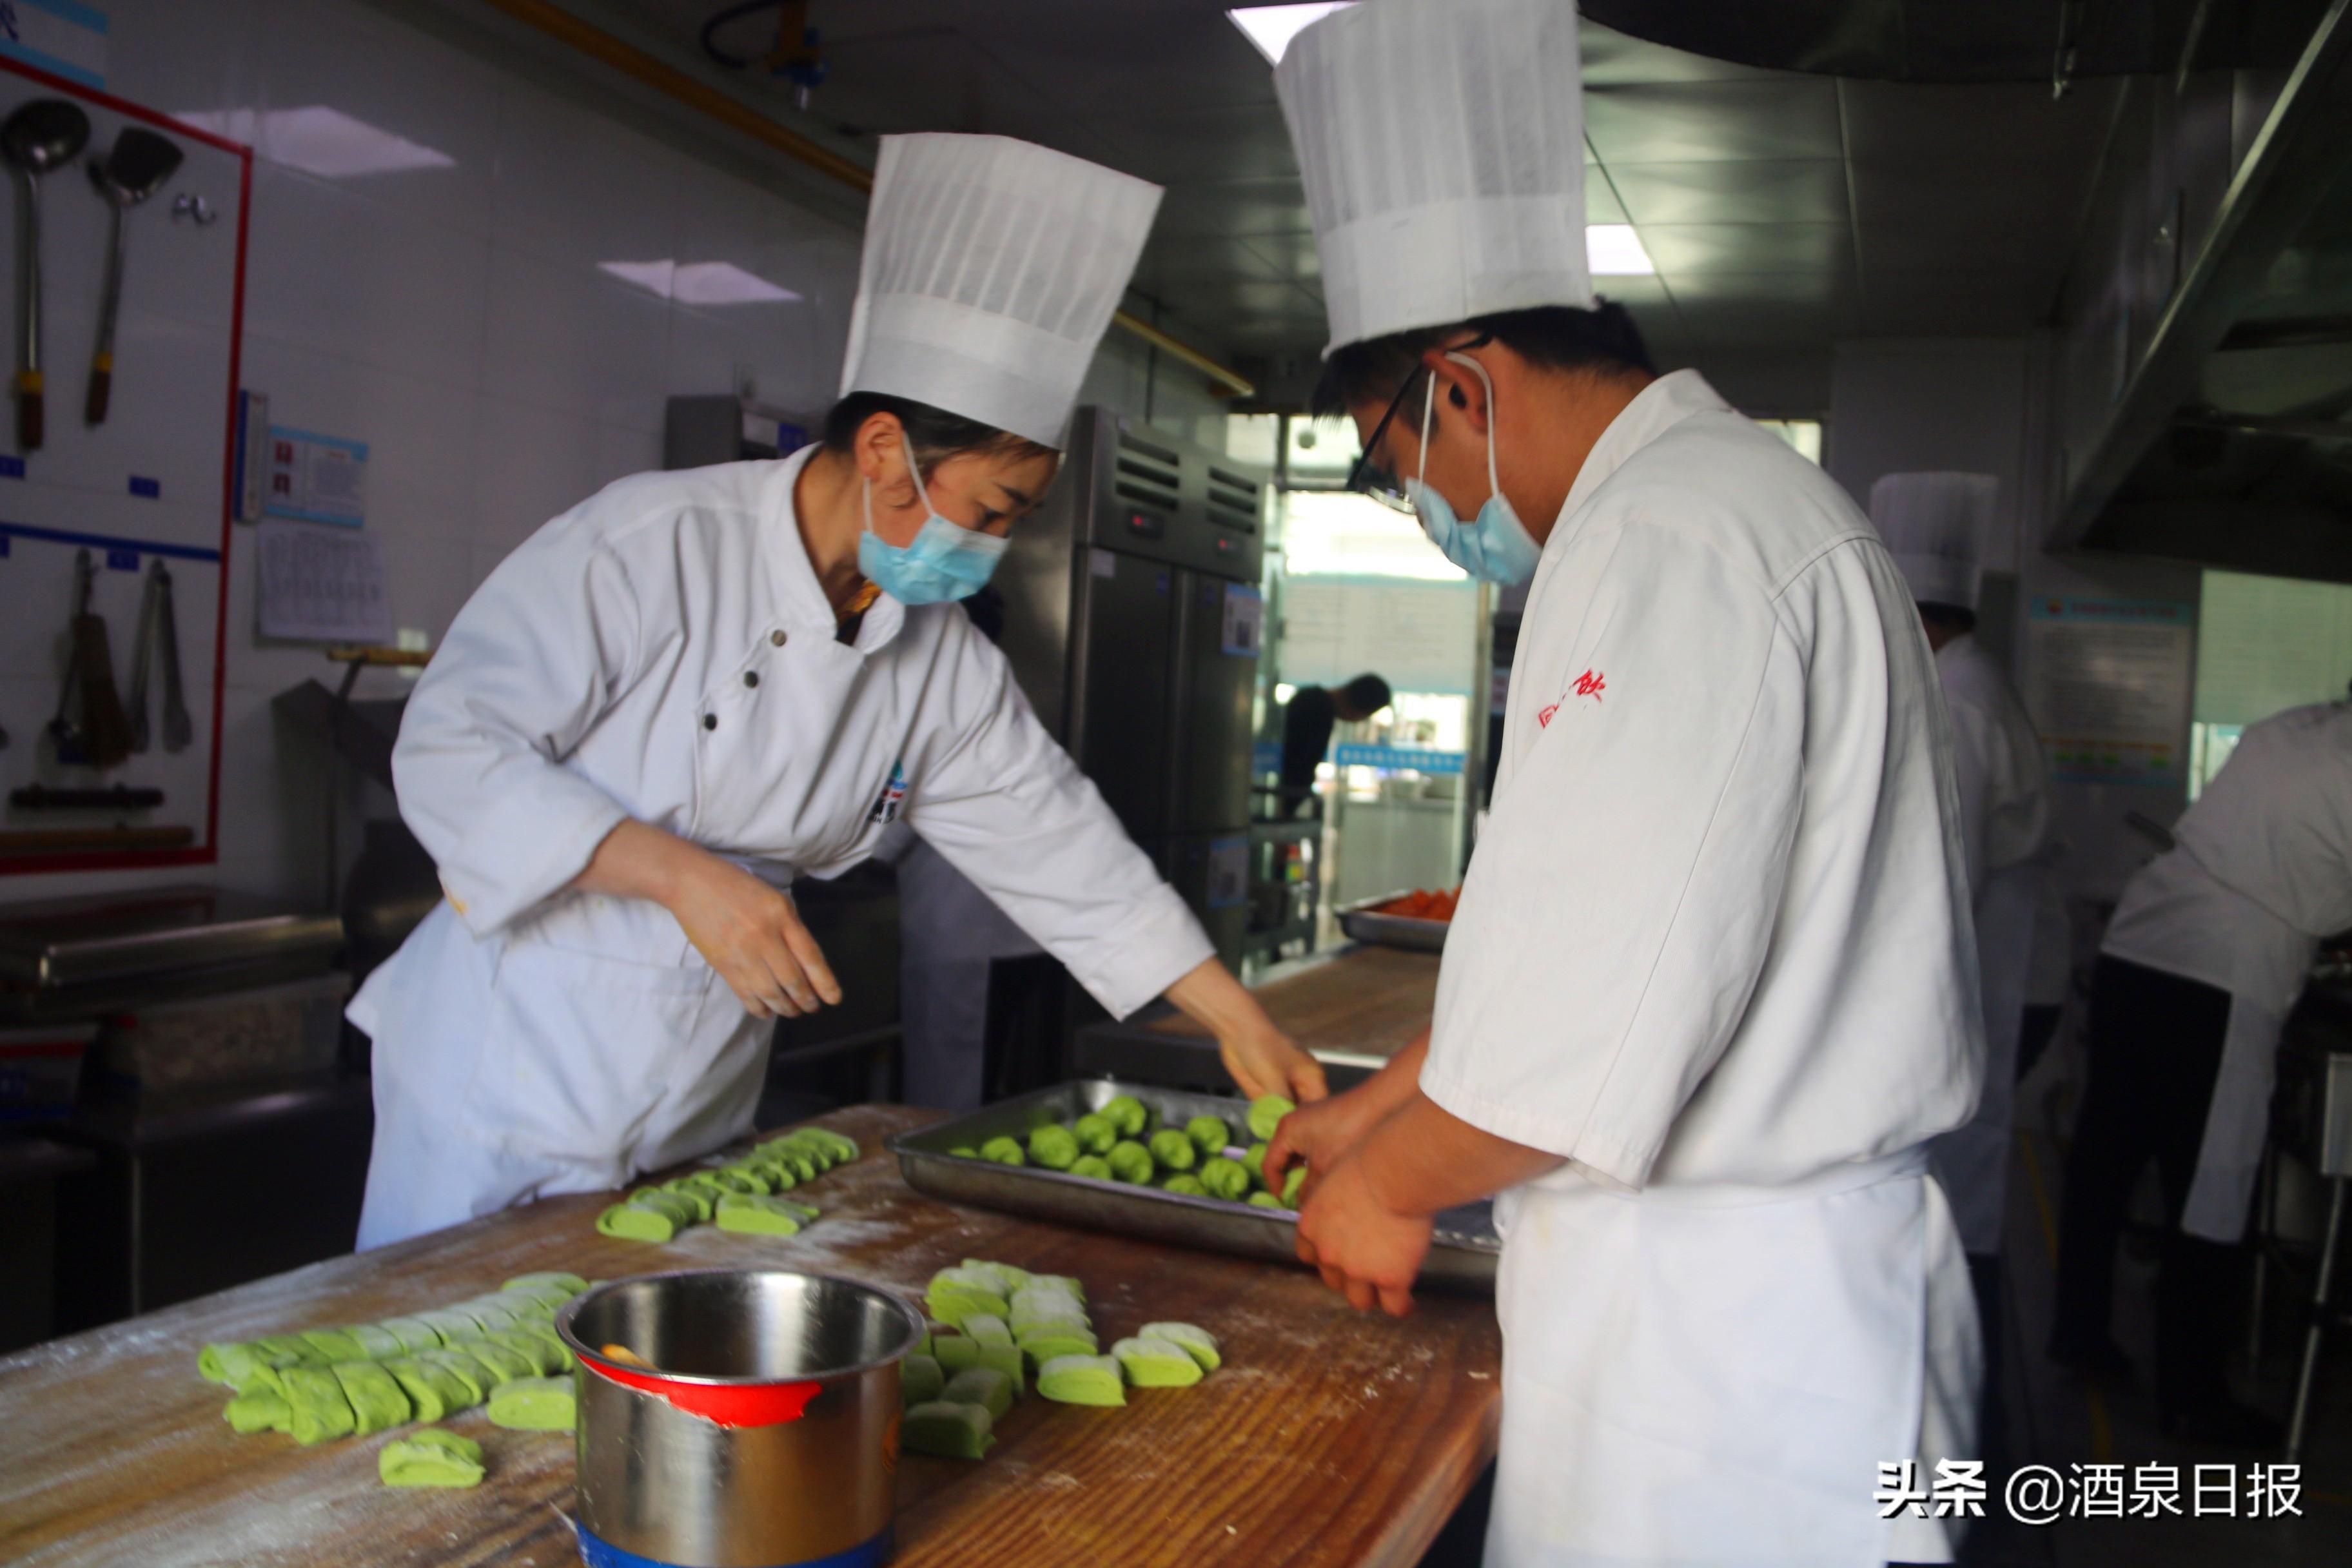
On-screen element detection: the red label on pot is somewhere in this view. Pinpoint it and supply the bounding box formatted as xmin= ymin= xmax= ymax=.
xmin=587 ymin=1360 xmax=821 ymax=1429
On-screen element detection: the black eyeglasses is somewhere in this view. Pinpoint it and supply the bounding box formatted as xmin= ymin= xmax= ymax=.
xmin=1340 ymin=332 xmax=1493 ymax=514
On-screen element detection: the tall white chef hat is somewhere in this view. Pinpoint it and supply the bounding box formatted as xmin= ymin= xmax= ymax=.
xmin=1274 ymin=0 xmax=1594 ymax=356
xmin=1870 ymin=471 xmax=1999 ymax=611
xmin=839 ymin=133 xmax=1163 ymax=450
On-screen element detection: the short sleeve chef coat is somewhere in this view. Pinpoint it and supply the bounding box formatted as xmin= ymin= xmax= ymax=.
xmin=1422 ymin=371 xmax=1983 ymax=1191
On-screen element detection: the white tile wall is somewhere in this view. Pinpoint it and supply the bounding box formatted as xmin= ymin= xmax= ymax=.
xmin=5 ymin=0 xmax=1229 ymax=909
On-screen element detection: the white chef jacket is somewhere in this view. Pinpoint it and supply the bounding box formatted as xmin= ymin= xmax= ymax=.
xmin=351 ymin=448 xmax=1210 ymax=1246
xmin=1423 ymin=371 xmax=1983 ymax=1567
xmin=1927 ymin=634 xmax=2051 ymax=1255
xmin=2101 ymin=700 xmax=2352 ymax=1240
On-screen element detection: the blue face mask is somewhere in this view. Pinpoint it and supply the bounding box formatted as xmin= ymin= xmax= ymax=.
xmin=1402 ymin=353 xmax=1543 ymax=586
xmin=858 ymin=443 xmax=1008 ymax=605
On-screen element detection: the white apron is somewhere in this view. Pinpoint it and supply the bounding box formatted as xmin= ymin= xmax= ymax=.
xmin=1489 ymin=1155 xmax=1979 ymax=1568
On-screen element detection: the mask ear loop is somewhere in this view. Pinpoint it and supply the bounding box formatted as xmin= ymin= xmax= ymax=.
xmin=1445 ymin=350 xmax=1502 ymax=507
xmin=1415 ymin=366 xmax=1438 ymax=492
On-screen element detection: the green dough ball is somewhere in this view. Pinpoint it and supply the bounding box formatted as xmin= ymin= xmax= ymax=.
xmin=1100 ymin=1095 xmax=1151 ymax=1137
xmin=1138 ymin=1322 xmax=1221 ymax=1372
xmin=376 ymin=1317 xmax=444 ymax=1353
xmin=1162 ymin=1174 xmax=1207 ymax=1197
xmin=1185 ymin=1114 xmax=1233 ymax=1159
xmin=1019 ymin=1330 xmax=1099 ymax=1366
xmin=1068 ymin=1155 xmax=1113 ymax=1181
xmin=465 ymin=1339 xmax=536 ymax=1383
xmin=903 ymin=1400 xmax=993 ymax=1460
xmin=1070 ymin=1113 xmax=1117 ymax=1155
xmin=380 ymin=1427 xmax=485 ymax=1488
xmin=486 ymin=1328 xmax=568 ymax=1378
xmin=1247 ymin=1191 xmax=1286 ymax=1210
xmin=1199 ymin=1156 xmax=1251 ymax=1202
xmin=596 ymin=1202 xmax=676 ymax=1242
xmin=418 ymin=1349 xmax=495 ymax=1403
xmin=486 ymin=1375 xmax=577 ymax=1431
xmin=346 ymin=1324 xmax=404 ymax=1360
xmin=1106 ymin=1141 xmax=1155 ymax=1184
xmin=1148 ymin=1130 xmax=1197 ymax=1172
xmin=656 ymin=1182 xmax=716 ymax=1222
xmin=414 ymin=1310 xmax=481 ymax=1345
xmin=384 ymin=1358 xmax=458 ymax=1423
xmin=901 ymin=1353 xmax=945 ymax=1406
xmin=939 ymin=1366 xmax=1014 ymax=1422
xmin=1248 ymin=1094 xmax=1296 ymax=1142
xmin=963 ymin=1314 xmax=1014 ymax=1348
xmin=1027 ymin=1124 xmax=1081 ymax=1170
xmin=978 ymin=1136 xmax=1026 ymax=1167
xmin=503 ymin=1272 xmax=589 ymax=1297
xmin=1036 ymin=1354 xmax=1125 ymax=1407
xmin=1281 ymin=1165 xmax=1307 ymax=1206
xmin=933 ymin=1335 xmax=981 ymax=1373
xmin=281 ymin=1366 xmax=357 ymax=1446
xmin=947 ymin=1146 xmax=979 ymax=1159
xmin=1243 ymin=1142 xmax=1271 ymax=1186
xmin=299 ymin=1328 xmax=366 ymax=1364
xmin=224 ymin=1391 xmax=291 ymax=1433
xmin=714 ymin=1194 xmax=804 ymax=1235
xmin=333 ymin=1361 xmax=413 ymax=1435
xmin=1113 ymin=1336 xmax=1205 ymax=1388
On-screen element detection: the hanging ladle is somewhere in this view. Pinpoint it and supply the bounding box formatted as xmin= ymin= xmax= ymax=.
xmin=1 ymin=99 xmax=91 ymax=450
xmin=84 ymin=127 xmax=182 ymax=426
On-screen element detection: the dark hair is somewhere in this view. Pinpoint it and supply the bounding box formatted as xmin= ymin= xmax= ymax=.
xmin=820 ymin=391 xmax=1054 ymax=478
xmin=1312 ymin=301 xmax=1655 ymax=421
xmin=1340 ymin=673 xmax=1393 ymax=715
xmin=1919 ymin=603 xmax=1977 ymax=638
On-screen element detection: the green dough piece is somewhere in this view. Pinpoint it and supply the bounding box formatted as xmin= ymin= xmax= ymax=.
xmin=486 ymin=1328 xmax=569 ymax=1377
xmin=1148 ymin=1130 xmax=1197 ymax=1172
xmin=958 ymin=1260 xmax=1030 ymax=1296
xmin=1027 ymin=1124 xmax=1081 ymax=1171
xmin=511 ymin=1321 xmax=577 ymax=1369
xmin=1070 ymin=1113 xmax=1118 ymax=1155
xmin=977 ymin=1136 xmax=1026 ymax=1167
xmin=761 ymin=1145 xmax=821 ymax=1181
xmin=702 ymin=1168 xmax=760 ymax=1195
xmin=224 ymin=1391 xmax=291 ymax=1433
xmin=1185 ymin=1114 xmax=1233 ymax=1159
xmin=486 ymin=1375 xmax=577 ymax=1431
xmin=720 ymin=1163 xmax=776 ymax=1195
xmin=504 ymin=1272 xmax=589 ymax=1296
xmin=1106 ymin=1140 xmax=1154 ymax=1184
xmin=419 ymin=1349 xmax=495 ymax=1403
xmin=902 ymin=1400 xmax=993 ymax=1459
xmin=455 ymin=1298 xmax=525 ymax=1332
xmin=498 ymin=1281 xmax=578 ymax=1311
xmin=1026 ymin=1274 xmax=1084 ymax=1302
xmin=1112 ymin=1337 xmax=1206 ymax=1388
xmin=901 ymin=1353 xmax=945 ymax=1406
xmin=961 ymin=1314 xmax=1014 ymax=1348
xmin=939 ymin=1366 xmax=1014 ymax=1422
xmin=380 ymin=1428 xmax=485 ymax=1488
xmin=926 ymin=1268 xmax=1009 ymax=1328
xmin=199 ymin=1341 xmax=255 ymax=1384
xmin=1009 ymin=1299 xmax=1088 ymax=1336
xmin=299 ymin=1328 xmax=366 ymax=1364
xmin=377 ymin=1317 xmax=445 ymax=1353
xmin=1243 ymin=1142 xmax=1271 ymax=1187
xmin=1281 ymin=1165 xmax=1307 ymax=1206
xmin=656 ymin=1182 xmax=716 ymax=1222
xmin=1248 ymin=1094 xmax=1296 ymax=1142
xmin=414 ymin=1310 xmax=481 ymax=1344
xmin=596 ymin=1203 xmax=676 ymax=1242
xmin=346 ymin=1324 xmax=405 ymax=1360
xmin=1137 ymin=1322 xmax=1222 ymax=1372
xmin=1068 ymin=1155 xmax=1112 ymax=1181
xmin=947 ymin=1146 xmax=979 ymax=1159
xmin=383 ymin=1358 xmax=456 ymax=1423
xmin=1162 ymin=1174 xmax=1206 ymax=1197
xmin=1199 ymin=1156 xmax=1251 ymax=1202
xmin=629 ymin=1190 xmax=703 ymax=1226
xmin=795 ymin=1127 xmax=859 ymax=1163
xmin=465 ymin=1338 xmax=536 ymax=1382
xmin=1019 ymin=1331 xmax=1099 ymax=1367
xmin=281 ymin=1365 xmax=357 ymax=1446
xmin=714 ymin=1194 xmax=804 ymax=1236
xmin=1101 ymin=1095 xmax=1151 ymax=1137
xmin=1036 ymin=1354 xmax=1125 ymax=1407
xmin=1247 ymin=1191 xmax=1286 ymax=1210
xmin=231 ymin=1363 xmax=288 ymax=1399
xmin=333 ymin=1360 xmax=413 ymax=1435
xmin=932 ymin=1334 xmax=981 ymax=1373
xmin=976 ymin=1342 xmax=1025 ymax=1394
xmin=496 ymin=1294 xmax=558 ymax=1324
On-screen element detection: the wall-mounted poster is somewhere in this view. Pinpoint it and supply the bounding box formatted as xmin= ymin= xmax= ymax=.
xmin=2024 ymin=596 xmax=2195 ymax=785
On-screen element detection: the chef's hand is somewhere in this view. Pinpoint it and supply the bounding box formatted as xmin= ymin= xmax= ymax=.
xmin=1262 ymin=1083 xmax=1391 ymax=1194
xmin=669 ymin=852 xmax=841 ymax=1019
xmin=1221 ymin=1026 xmax=1328 ymax=1107
xmin=1294 ymin=1154 xmax=1430 ymax=1317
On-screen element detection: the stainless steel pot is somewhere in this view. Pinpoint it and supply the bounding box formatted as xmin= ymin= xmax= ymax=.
xmin=558 ymin=1269 xmax=924 ymax=1568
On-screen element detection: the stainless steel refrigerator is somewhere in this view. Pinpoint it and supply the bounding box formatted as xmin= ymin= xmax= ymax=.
xmin=995 ymin=407 xmax=1267 ymax=967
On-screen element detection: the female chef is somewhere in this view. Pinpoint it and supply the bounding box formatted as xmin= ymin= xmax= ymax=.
xmin=351 ymin=133 xmax=1322 ymax=1248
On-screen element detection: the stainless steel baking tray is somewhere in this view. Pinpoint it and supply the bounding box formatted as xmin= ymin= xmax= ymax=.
xmin=1335 ymin=892 xmax=1451 ymax=954
xmin=886 ymin=1077 xmax=1497 ymax=1294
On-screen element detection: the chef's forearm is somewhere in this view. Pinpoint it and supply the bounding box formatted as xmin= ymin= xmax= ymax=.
xmin=574 ymin=818 xmax=695 ymax=906
xmin=1354 ymin=1092 xmax=1563 ymax=1218
xmin=1163 ymin=957 xmax=1279 ymax=1043
xmin=1355 ymin=1031 xmax=1430 ymax=1120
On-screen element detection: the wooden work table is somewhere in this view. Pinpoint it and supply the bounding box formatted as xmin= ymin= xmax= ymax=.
xmin=1076 ymin=944 xmax=1442 ymax=1090
xmin=0 ymin=1104 xmax=1499 ymax=1568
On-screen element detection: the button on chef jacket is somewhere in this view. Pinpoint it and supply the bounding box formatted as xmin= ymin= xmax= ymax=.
xmin=1423 ymin=371 xmax=1986 ymax=1567
xmin=350 ymin=448 xmax=1211 ymax=1247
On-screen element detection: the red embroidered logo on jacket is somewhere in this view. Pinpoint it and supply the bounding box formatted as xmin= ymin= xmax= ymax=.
xmin=1574 ymin=669 xmax=1606 ymax=702
xmin=1536 ymin=703 xmax=1559 ymax=728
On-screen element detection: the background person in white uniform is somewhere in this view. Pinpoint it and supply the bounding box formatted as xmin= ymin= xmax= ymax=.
xmin=1264 ymin=4 xmax=1984 ymax=1564
xmin=1872 ymin=471 xmax=2051 ymax=1464
xmin=352 ymin=133 xmax=1322 ymax=1248
xmin=2053 ymin=696 xmax=2352 ymax=1444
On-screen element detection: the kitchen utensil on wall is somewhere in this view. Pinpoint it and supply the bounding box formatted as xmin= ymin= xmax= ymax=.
xmin=84 ymin=127 xmax=182 ymax=426
xmin=1 ymin=99 xmax=91 ymax=450
xmin=121 ymin=557 xmax=191 ymax=754
xmin=124 ymin=556 xmax=158 ymax=750
xmin=47 ymin=549 xmax=133 ymax=769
